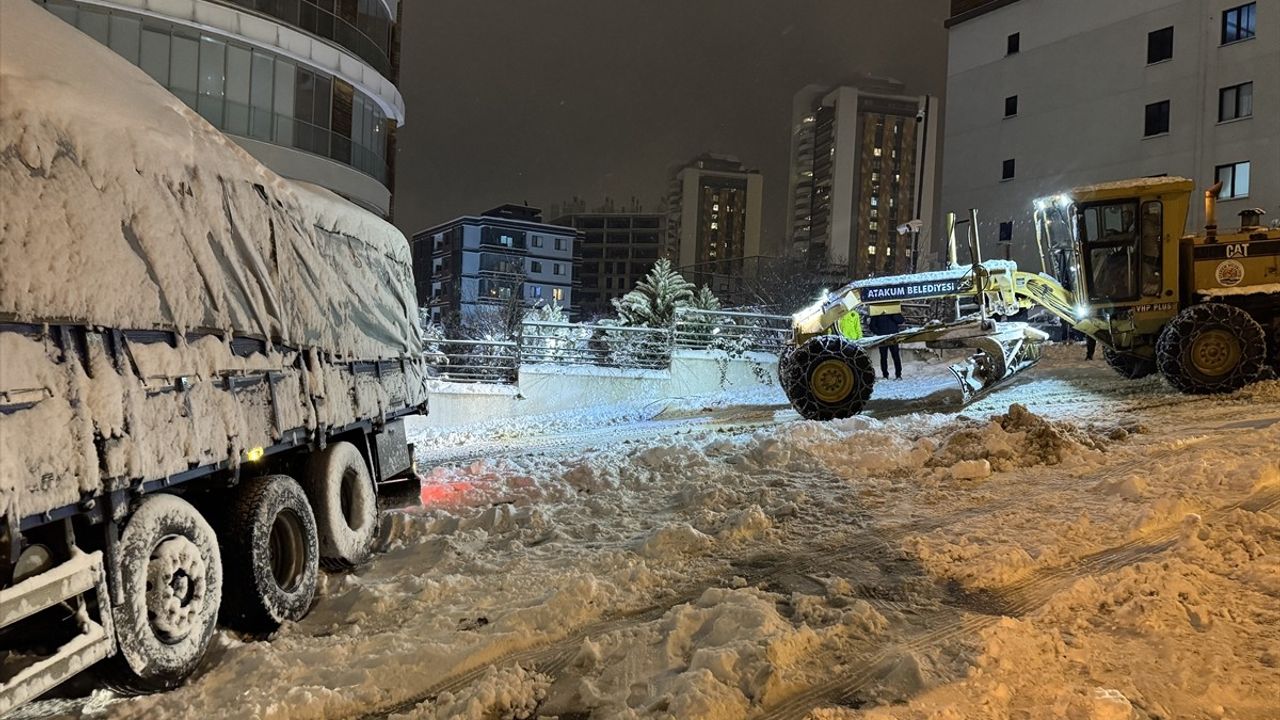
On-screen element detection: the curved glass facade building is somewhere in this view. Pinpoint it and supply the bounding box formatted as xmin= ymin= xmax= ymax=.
xmin=37 ymin=0 xmax=404 ymax=216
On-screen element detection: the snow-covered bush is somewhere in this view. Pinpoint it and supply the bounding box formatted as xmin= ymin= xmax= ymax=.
xmin=522 ymin=302 xmax=581 ymax=364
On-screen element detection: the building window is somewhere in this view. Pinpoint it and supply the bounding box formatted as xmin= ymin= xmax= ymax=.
xmin=1215 ymin=161 xmax=1250 ymax=199
xmin=868 ymin=245 xmax=877 ymax=255
xmin=1002 ymin=158 xmax=1016 ymax=180
xmin=531 ymin=286 xmax=543 ymax=298
xmin=530 ymin=261 xmax=542 ymax=273
xmin=1147 ymin=27 xmax=1174 ymax=63
xmin=1219 ymin=82 xmax=1253 ymax=121
xmin=1222 ymin=3 xmax=1256 ymax=44
xmin=553 ymin=288 xmax=564 ymax=302
xmin=555 ymin=238 xmax=567 ymax=251
xmin=1004 ymin=95 xmax=1018 ymax=117
xmin=532 ymin=236 xmax=544 ymax=248
xmin=1144 ymin=100 xmax=1170 ymax=136
xmin=1007 ymin=32 xmax=1020 ymax=55
xmin=999 ymin=221 xmax=1014 ymax=243
xmin=553 ymin=264 xmax=565 ymax=276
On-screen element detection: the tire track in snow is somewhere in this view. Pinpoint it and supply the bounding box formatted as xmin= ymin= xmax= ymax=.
xmin=764 ymin=486 xmax=1280 ymax=718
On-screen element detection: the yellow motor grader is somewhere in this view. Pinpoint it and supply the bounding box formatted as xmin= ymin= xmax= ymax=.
xmin=780 ymin=176 xmax=1280 ymax=420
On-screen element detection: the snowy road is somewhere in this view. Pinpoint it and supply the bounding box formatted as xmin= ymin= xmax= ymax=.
xmin=24 ymin=346 xmax=1280 ymax=720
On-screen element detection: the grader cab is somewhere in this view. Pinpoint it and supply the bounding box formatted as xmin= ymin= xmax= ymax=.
xmin=779 ymin=176 xmax=1279 ymax=421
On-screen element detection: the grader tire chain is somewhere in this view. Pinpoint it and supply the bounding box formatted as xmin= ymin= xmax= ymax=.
xmin=1156 ymin=303 xmax=1267 ymax=394
xmin=781 ymin=335 xmax=876 ymax=421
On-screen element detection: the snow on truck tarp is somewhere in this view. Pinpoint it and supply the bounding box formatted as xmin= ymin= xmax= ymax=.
xmin=0 ymin=0 xmax=421 ymax=359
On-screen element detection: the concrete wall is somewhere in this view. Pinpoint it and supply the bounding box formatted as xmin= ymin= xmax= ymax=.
xmin=418 ymin=350 xmax=779 ymax=430
xmin=942 ymin=0 xmax=1279 ymax=268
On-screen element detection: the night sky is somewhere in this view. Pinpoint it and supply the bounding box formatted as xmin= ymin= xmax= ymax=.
xmin=394 ymin=0 xmax=951 ymax=253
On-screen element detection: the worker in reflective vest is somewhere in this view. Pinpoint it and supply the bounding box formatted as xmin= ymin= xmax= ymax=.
xmin=835 ymin=310 xmax=863 ymax=341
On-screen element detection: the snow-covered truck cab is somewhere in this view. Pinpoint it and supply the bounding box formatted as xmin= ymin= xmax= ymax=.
xmin=1035 ymin=177 xmax=1279 ymax=389
xmin=0 ymin=1 xmax=427 ymax=710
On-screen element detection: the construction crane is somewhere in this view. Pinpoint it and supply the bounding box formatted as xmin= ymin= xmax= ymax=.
xmin=780 ymin=176 xmax=1279 ymax=421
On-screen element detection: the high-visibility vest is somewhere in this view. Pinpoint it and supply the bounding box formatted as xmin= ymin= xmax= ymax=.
xmin=837 ymin=312 xmax=863 ymax=340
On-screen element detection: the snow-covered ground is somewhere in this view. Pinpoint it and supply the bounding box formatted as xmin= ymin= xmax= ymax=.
xmin=25 ymin=346 xmax=1280 ymax=719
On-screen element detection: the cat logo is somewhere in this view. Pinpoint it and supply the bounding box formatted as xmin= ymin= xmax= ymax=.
xmin=1225 ymin=243 xmax=1249 ymax=259
xmin=1215 ymin=259 xmax=1245 ymax=287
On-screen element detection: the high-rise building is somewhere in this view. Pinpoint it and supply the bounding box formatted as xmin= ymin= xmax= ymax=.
xmin=786 ymin=81 xmax=940 ymax=279
xmin=943 ymin=0 xmax=1277 ymax=269
xmin=412 ymin=206 xmax=577 ymax=328
xmin=550 ymin=210 xmax=665 ymax=319
xmin=35 ymin=0 xmax=404 ymax=217
xmin=665 ymin=154 xmax=764 ymax=286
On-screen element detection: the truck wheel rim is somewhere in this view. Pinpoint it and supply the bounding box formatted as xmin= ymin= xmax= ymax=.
xmin=146 ymin=535 xmax=207 ymax=644
xmin=269 ymin=509 xmax=306 ymax=593
xmin=811 ymin=359 xmax=854 ymax=403
xmin=1190 ymin=328 xmax=1240 ymax=379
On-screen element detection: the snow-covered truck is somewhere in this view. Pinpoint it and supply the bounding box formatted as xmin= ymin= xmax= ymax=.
xmin=0 ymin=0 xmax=428 ymax=709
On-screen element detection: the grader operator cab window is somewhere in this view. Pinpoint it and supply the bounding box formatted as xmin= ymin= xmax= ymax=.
xmin=1078 ymin=200 xmax=1163 ymax=303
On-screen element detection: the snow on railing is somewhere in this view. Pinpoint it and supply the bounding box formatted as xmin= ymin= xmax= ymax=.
xmin=427 ymin=310 xmax=793 ymax=385
xmin=428 ymin=339 xmax=519 ymax=384
xmin=672 ymin=308 xmax=791 ymax=355
xmin=520 ymin=321 xmax=671 ymax=370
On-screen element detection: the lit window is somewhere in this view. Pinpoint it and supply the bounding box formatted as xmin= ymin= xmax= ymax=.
xmin=713 ymin=204 xmax=720 ymax=211
xmin=869 ymin=221 xmax=879 ymax=231
xmin=710 ymin=222 xmax=719 ymax=230
xmin=887 ymin=246 xmax=893 ymax=256
xmin=870 ymin=196 xmax=878 ymax=207
xmin=552 ymin=288 xmax=564 ymax=302
xmin=868 ymin=245 xmax=877 ymax=255
xmin=873 ymin=148 xmax=882 ymax=157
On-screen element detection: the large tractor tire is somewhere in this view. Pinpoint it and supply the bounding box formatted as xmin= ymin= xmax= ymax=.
xmin=1103 ymin=347 xmax=1157 ymax=380
xmin=103 ymin=494 xmax=222 ymax=694
xmin=305 ymin=441 xmax=378 ymax=570
xmin=219 ymin=475 xmax=319 ymax=633
xmin=780 ymin=335 xmax=876 ymax=421
xmin=1156 ymin=303 xmax=1268 ymax=394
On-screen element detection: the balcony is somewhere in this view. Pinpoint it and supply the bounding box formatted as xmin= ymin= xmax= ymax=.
xmin=217 ymin=0 xmax=394 ymax=79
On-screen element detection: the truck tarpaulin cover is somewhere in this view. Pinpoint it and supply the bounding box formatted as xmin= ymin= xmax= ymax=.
xmin=0 ymin=0 xmax=421 ymax=360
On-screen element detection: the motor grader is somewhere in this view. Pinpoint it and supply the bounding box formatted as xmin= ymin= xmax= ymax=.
xmin=779 ymin=176 xmax=1279 ymax=421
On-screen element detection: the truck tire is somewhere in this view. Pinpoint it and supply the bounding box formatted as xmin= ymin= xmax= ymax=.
xmin=219 ymin=475 xmax=319 ymax=632
xmin=1103 ymin=347 xmax=1156 ymax=380
xmin=103 ymin=494 xmax=222 ymax=694
xmin=305 ymin=441 xmax=377 ymax=570
xmin=780 ymin=335 xmax=875 ymax=421
xmin=1156 ymin=303 xmax=1268 ymax=394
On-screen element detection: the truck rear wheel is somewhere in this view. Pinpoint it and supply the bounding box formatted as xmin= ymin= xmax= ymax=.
xmin=306 ymin=441 xmax=378 ymax=570
xmin=1156 ymin=303 xmax=1267 ymax=394
xmin=104 ymin=494 xmax=222 ymax=694
xmin=1103 ymin=347 xmax=1156 ymax=380
xmin=219 ymin=476 xmax=318 ymax=632
xmin=780 ymin=335 xmax=875 ymax=421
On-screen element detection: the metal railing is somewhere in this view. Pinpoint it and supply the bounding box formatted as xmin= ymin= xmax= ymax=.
xmin=520 ymin=321 xmax=671 ymax=370
xmin=426 ymin=309 xmax=790 ymax=385
xmin=219 ymin=0 xmax=394 ymax=78
xmin=672 ymin=308 xmax=791 ymax=355
xmin=427 ymin=339 xmax=518 ymax=384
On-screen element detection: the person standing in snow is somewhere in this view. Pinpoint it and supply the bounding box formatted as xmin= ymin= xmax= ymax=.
xmin=868 ymin=305 xmax=906 ymax=379
xmin=834 ymin=309 xmax=863 ymax=341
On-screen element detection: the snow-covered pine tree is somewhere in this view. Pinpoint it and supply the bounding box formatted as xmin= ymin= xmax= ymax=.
xmin=691 ymin=286 xmax=721 ymax=311
xmin=611 ymin=258 xmax=695 ymax=328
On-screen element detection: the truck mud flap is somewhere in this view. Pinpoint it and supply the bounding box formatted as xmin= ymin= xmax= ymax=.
xmin=0 ymin=551 xmax=116 ymax=714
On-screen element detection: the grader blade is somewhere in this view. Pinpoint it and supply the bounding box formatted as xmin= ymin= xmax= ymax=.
xmin=934 ymin=321 xmax=1049 ymax=402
